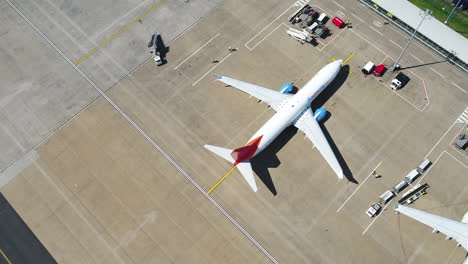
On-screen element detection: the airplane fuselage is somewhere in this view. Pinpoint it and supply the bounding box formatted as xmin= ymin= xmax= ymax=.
xmin=247 ymin=60 xmax=342 ymax=157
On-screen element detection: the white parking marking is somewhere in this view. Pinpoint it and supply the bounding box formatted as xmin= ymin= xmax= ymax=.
xmin=457 ymin=108 xmax=468 ymax=123
xmin=451 ymin=82 xmax=467 ymax=94
xmin=174 ymin=33 xmax=220 ymax=70
xmin=390 ymin=39 xmax=402 ymax=48
xmin=332 ymin=0 xmax=345 ymax=9
xmin=417 ymin=151 xmax=467 ymax=186
xmin=425 ymin=108 xmax=467 ymax=158
xmin=337 ymin=10 xmax=345 ymax=17
xmin=362 ymin=202 xmax=391 ymax=235
xmin=430 ymin=67 xmax=446 ymax=78
xmin=369 ymin=26 xmax=384 ymax=36
xmin=351 ymin=12 xmax=364 ymax=23
xmin=192 ymin=53 xmax=233 ymax=86
xmin=336 ymin=161 xmax=383 ymax=213
xmin=7 ymin=1 xmax=278 ymax=262
xmin=409 ymin=53 xmax=424 ymax=63
xmin=252 ymin=23 xmax=288 ymax=51
xmin=245 ymin=1 xmax=305 ymax=50
xmin=373 ymin=20 xmax=382 ymax=27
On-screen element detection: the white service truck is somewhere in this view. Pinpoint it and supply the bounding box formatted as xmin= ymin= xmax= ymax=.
xmin=390 ymin=72 xmax=410 ymax=90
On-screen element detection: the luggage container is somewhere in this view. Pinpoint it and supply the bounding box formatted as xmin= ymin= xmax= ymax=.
xmin=405 ymin=169 xmax=420 ymax=184
xmin=416 ymin=159 xmax=431 ymax=173
xmin=379 ymin=190 xmax=395 ymax=204
xmin=332 ymin=17 xmax=344 ymax=28
xmin=393 ymin=180 xmax=408 ymax=193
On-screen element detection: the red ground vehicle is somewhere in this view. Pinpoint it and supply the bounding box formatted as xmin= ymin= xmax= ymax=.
xmin=332 ymin=17 xmax=344 ymax=28
xmin=373 ymin=64 xmax=386 ymax=76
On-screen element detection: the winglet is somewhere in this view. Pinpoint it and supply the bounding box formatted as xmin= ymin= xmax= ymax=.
xmin=212 ymin=74 xmax=222 ymax=80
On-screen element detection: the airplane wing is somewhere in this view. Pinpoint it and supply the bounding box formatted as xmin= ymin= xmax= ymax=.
xmin=394 ymin=205 xmax=468 ymax=251
xmin=213 ymin=75 xmax=289 ymax=111
xmin=294 ymin=108 xmax=343 ymax=179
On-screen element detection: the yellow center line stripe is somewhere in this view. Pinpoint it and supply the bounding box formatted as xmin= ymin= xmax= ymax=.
xmin=0 ymin=249 xmax=12 ymax=264
xmin=342 ymin=53 xmax=355 ymax=66
xmin=74 ymin=0 xmax=168 ymax=65
xmin=207 ymin=166 xmax=236 ymax=194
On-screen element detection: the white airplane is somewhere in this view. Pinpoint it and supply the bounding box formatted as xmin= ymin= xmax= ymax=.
xmin=394 ymin=205 xmax=468 ymax=252
xmin=205 ymin=60 xmax=344 ymax=192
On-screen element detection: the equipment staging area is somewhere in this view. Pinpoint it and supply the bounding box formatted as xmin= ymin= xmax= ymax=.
xmin=0 ymin=0 xmax=467 ymax=263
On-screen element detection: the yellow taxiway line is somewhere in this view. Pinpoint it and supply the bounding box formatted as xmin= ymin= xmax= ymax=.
xmin=75 ymin=0 xmax=168 ymax=65
xmin=342 ymin=53 xmax=355 ymax=65
xmin=0 ymin=249 xmax=12 ymax=264
xmin=207 ymin=166 xmax=236 ymax=194
xmin=331 ymin=53 xmax=355 ymax=73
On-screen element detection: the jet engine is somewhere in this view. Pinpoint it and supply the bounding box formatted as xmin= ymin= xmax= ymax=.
xmin=462 ymin=212 xmax=468 ymax=223
xmin=279 ymin=83 xmax=293 ymax=94
xmin=313 ymin=108 xmax=327 ymax=122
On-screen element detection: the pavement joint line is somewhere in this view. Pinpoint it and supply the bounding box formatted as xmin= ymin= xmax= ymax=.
xmin=174 ymin=33 xmax=220 ymax=70
xmin=351 ymin=12 xmax=364 ymax=23
xmin=192 ymin=53 xmax=233 ymax=86
xmin=74 ymin=0 xmax=168 ymax=65
xmin=451 ymin=82 xmax=467 ymax=94
xmin=336 ymin=161 xmax=382 ymax=213
xmin=430 ymin=67 xmax=446 ymax=78
xmin=362 ymin=202 xmax=391 ymax=235
xmin=389 ymin=39 xmax=402 ymax=49
xmin=409 ymin=53 xmax=424 ymax=63
xmin=8 ymin=1 xmax=279 ymax=263
xmin=369 ymin=26 xmax=384 ymax=36
xmin=331 ymin=0 xmax=345 ymax=9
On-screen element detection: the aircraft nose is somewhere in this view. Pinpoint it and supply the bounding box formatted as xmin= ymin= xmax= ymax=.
xmin=336 ymin=59 xmax=343 ymax=65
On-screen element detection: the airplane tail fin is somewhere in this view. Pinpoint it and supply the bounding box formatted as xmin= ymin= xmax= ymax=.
xmin=204 ymin=144 xmax=258 ymax=192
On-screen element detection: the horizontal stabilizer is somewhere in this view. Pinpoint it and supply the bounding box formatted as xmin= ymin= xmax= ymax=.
xmin=236 ymin=160 xmax=258 ymax=192
xmin=204 ymin=145 xmax=235 ymax=163
xmin=204 ymin=144 xmax=258 ymax=192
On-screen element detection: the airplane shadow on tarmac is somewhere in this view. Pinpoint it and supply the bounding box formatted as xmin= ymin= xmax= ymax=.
xmin=251 ymin=65 xmax=357 ymax=196
xmin=312 ymin=65 xmax=357 ymax=184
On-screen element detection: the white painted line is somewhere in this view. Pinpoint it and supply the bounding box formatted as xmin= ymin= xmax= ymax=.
xmin=451 ymin=82 xmax=467 ymax=94
xmin=390 ymin=39 xmax=402 ymax=48
xmin=317 ymin=25 xmax=347 ymax=51
xmin=332 ymin=0 xmax=345 ymax=9
xmin=424 ymin=120 xmax=458 ymax=159
xmin=409 ymin=53 xmax=423 ymax=63
xmin=373 ymin=20 xmax=382 ymax=28
xmin=349 ymin=29 xmax=386 ymax=55
xmin=174 ymin=33 xmax=220 ymax=70
xmin=362 ymin=202 xmax=391 ymax=235
xmin=430 ymin=67 xmax=446 ymax=78
xmin=245 ymin=3 xmax=298 ymax=50
xmin=351 ymin=12 xmax=364 ymax=23
xmin=417 ymin=150 xmax=467 ymax=186
xmin=192 ymin=53 xmax=232 ymax=86
xmin=7 ymin=1 xmax=278 ymax=262
xmin=250 ymin=23 xmax=287 ymax=51
xmin=445 ymin=150 xmax=468 ymax=168
xmin=369 ymin=26 xmax=384 ymax=36
xmin=336 ymin=161 xmax=383 ymax=213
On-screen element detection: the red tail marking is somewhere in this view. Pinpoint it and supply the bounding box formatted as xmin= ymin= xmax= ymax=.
xmin=231 ymin=136 xmax=263 ymax=166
